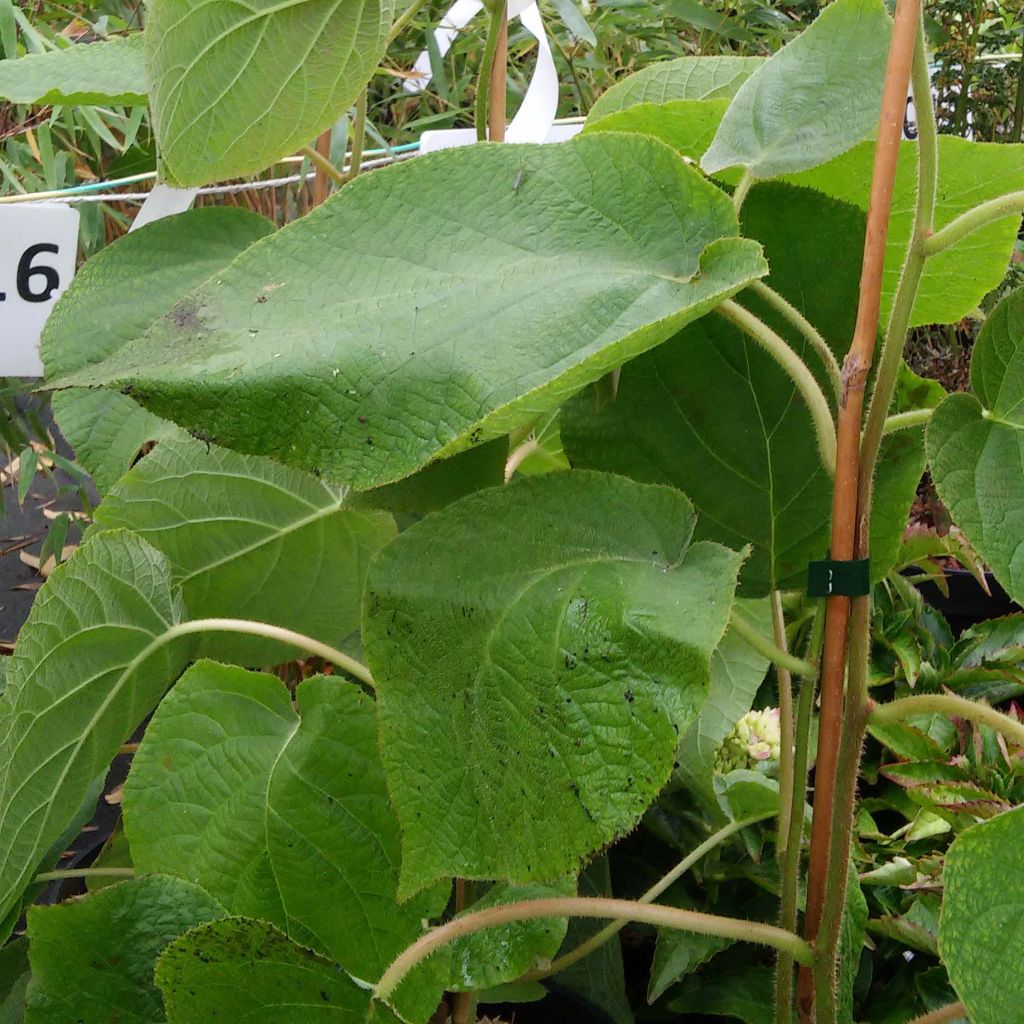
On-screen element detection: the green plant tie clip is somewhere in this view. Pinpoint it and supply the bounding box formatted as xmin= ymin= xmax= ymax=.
xmin=806 ymin=558 xmax=870 ymax=598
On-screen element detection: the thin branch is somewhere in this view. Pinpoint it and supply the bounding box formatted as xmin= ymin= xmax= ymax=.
xmin=375 ymin=897 xmax=813 ymax=1003
xmin=170 ymin=618 xmax=374 ymax=689
xmin=729 ymin=607 xmax=818 ymax=677
xmin=521 ymin=812 xmax=774 ymax=982
xmin=881 ymin=408 xmax=933 ymax=435
xmin=716 ymin=300 xmax=837 ymax=475
xmin=923 ymin=190 xmax=1024 ymax=255
xmin=772 ymin=591 xmax=796 ymax=857
xmin=748 ymin=280 xmax=842 ymax=399
xmin=34 ymin=867 xmax=135 ymax=883
xmin=776 ymin=601 xmax=823 ymax=1024
xmin=349 ymin=91 xmax=368 ymax=180
xmin=872 ymin=692 xmax=1024 ymax=747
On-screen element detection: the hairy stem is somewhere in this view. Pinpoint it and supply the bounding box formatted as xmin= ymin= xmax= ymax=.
xmin=881 ymin=408 xmax=933 ymax=435
xmin=376 ymin=897 xmax=813 ymax=1002
xmin=34 ymin=867 xmax=135 ymax=883
xmin=747 ymin=281 xmax=842 ymax=399
xmin=167 ymin=618 xmax=374 ymax=688
xmin=814 ymin=599 xmax=872 ymax=1023
xmin=906 ymin=1003 xmax=967 ymax=1024
xmin=776 ymin=602 xmax=824 ymax=1024
xmin=772 ymin=592 xmax=796 ymax=857
xmin=716 ymin=300 xmax=837 ymax=474
xmin=800 ymin=1 xmax=921 ymax=1019
xmin=522 ymin=812 xmax=774 ymax=982
xmin=922 ymin=190 xmax=1024 ymax=256
xmin=872 ymin=692 xmax=1024 ymax=746
xmin=475 ymin=2 xmax=505 ymax=142
xmin=733 ymin=171 xmax=754 ymax=212
xmin=729 ymin=607 xmax=817 ymax=677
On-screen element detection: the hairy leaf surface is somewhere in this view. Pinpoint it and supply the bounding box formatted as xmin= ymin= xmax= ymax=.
xmin=0 ymin=34 xmax=146 ymax=104
xmin=0 ymin=533 xmax=188 ymax=924
xmin=563 ymin=183 xmax=858 ymax=593
xmin=364 ymin=471 xmax=744 ymax=896
xmin=52 ymin=136 xmax=767 ymax=490
xmin=124 ymin=662 xmax=446 ymax=1019
xmin=156 ymin=918 xmax=401 ymax=1023
xmin=587 ymin=56 xmax=762 ymax=120
xmin=928 ymin=287 xmax=1024 ymax=605
xmin=788 ymin=137 xmax=1024 ymax=327
xmin=583 ymin=100 xmax=731 ymax=167
xmin=44 ymin=208 xmax=273 ymax=492
xmin=25 ymin=876 xmax=225 ymax=1024
xmin=702 ymin=0 xmax=891 ymax=178
xmin=939 ymin=806 xmax=1024 ymax=1022
xmin=146 ymin=0 xmax=393 ymax=185
xmin=92 ymin=441 xmax=395 ymax=665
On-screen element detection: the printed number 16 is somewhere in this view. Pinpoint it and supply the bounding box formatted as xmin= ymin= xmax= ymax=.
xmin=0 ymin=244 xmax=62 ymax=304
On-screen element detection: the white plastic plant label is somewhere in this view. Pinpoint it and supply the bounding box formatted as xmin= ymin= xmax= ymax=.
xmin=0 ymin=203 xmax=79 ymax=377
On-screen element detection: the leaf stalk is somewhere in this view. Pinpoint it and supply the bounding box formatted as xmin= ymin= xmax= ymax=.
xmin=715 ymin=299 xmax=837 ymax=475
xmin=375 ymin=897 xmax=813 ymax=1004
xmin=748 ymin=280 xmax=842 ymax=399
xmin=728 ymin=607 xmax=818 ymax=678
xmin=872 ymin=692 xmax=1024 ymax=747
xmin=521 ymin=811 xmax=775 ymax=982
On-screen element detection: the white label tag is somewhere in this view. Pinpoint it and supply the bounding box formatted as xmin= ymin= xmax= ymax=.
xmin=1 ymin=204 xmax=80 ymax=377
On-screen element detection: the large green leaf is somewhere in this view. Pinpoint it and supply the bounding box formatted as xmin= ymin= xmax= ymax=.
xmin=156 ymin=918 xmax=401 ymax=1024
xmin=587 ymin=56 xmax=762 ymax=120
xmin=92 ymin=440 xmax=395 ymax=665
xmin=44 ymin=207 xmax=273 ymax=492
xmin=123 ymin=662 xmax=447 ymax=1020
xmin=364 ymin=471 xmax=744 ymax=897
xmin=0 ymin=532 xmax=189 ymax=925
xmin=563 ymin=182 xmax=861 ymax=594
xmin=928 ymin=287 xmax=1024 ymax=605
xmin=939 ymin=806 xmax=1024 ymax=1023
xmin=674 ymin=598 xmax=770 ymax=808
xmin=51 ymin=136 xmax=767 ymax=490
xmin=24 ymin=876 xmax=225 ymax=1024
xmin=701 ymin=0 xmax=891 ymax=179
xmin=0 ymin=34 xmax=146 ymax=105
xmin=787 ymin=137 xmax=1024 ymax=328
xmin=583 ymin=99 xmax=731 ymax=167
xmin=444 ymin=881 xmax=574 ymax=992
xmin=146 ymin=0 xmax=393 ymax=186
xmin=0 ymin=939 xmax=28 ymax=1024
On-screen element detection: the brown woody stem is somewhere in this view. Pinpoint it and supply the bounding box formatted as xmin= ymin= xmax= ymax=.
xmin=799 ymin=0 xmax=922 ymax=1019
